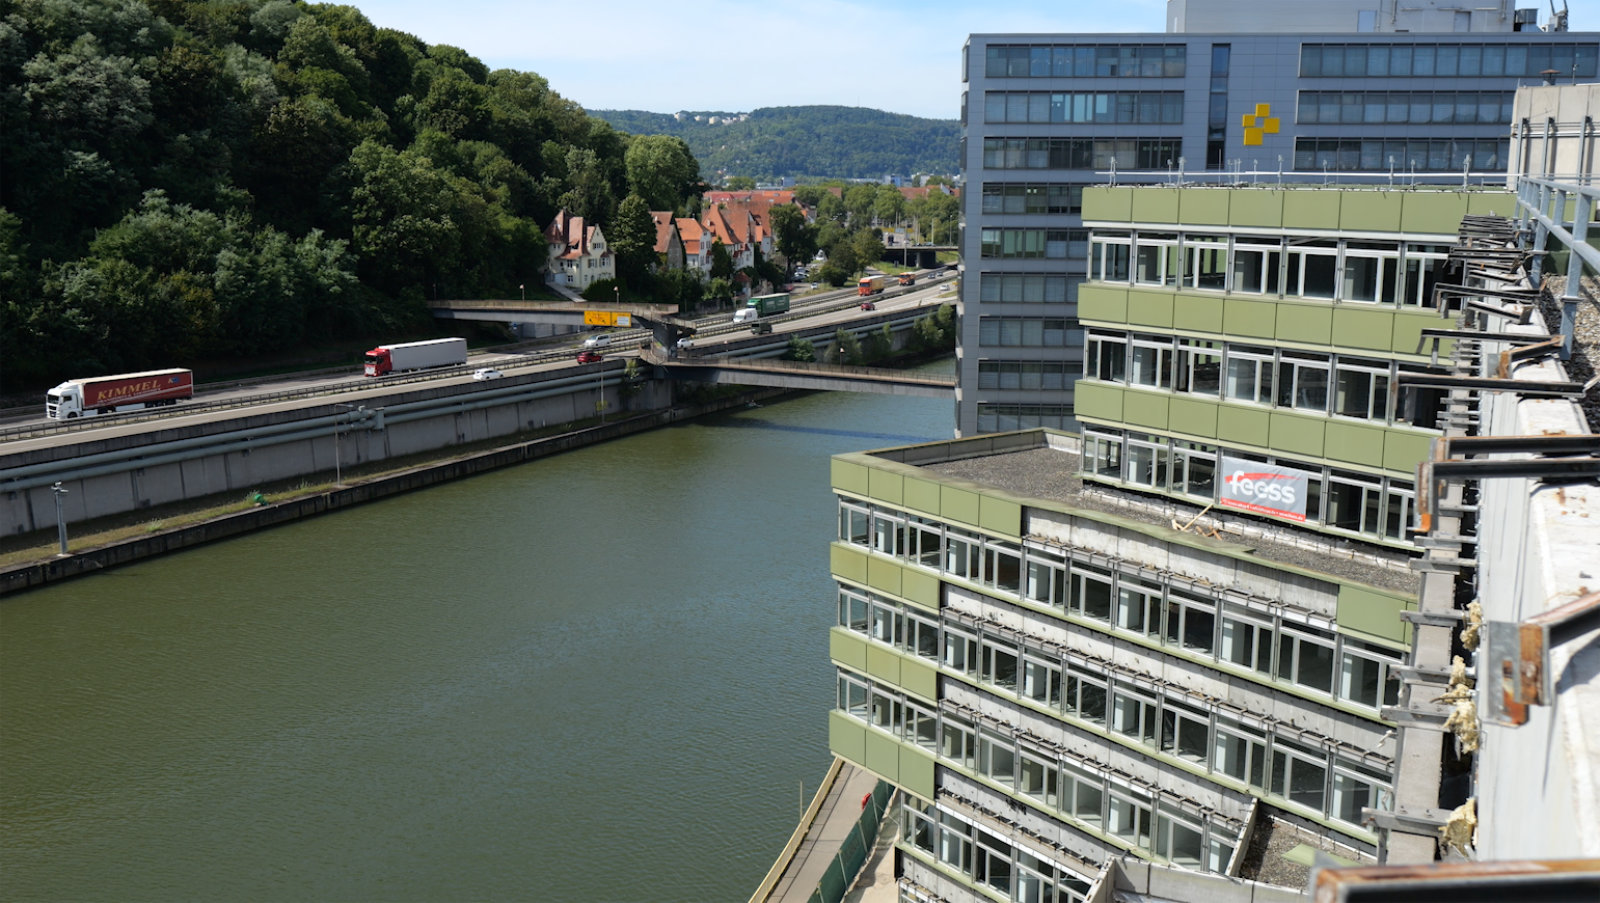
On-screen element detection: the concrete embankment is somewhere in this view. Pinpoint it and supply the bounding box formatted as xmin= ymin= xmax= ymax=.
xmin=0 ymin=389 xmax=784 ymax=596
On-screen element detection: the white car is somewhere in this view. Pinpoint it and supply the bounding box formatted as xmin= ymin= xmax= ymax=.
xmin=472 ymin=368 xmax=504 ymax=381
xmin=676 ymin=337 xmax=694 ymax=350
xmin=582 ymin=334 xmax=613 ymax=350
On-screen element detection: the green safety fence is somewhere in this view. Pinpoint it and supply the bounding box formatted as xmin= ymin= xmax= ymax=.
xmin=807 ymin=780 xmax=896 ymax=903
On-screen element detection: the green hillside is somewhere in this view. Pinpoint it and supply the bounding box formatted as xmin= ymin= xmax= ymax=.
xmin=592 ymin=106 xmax=960 ymax=182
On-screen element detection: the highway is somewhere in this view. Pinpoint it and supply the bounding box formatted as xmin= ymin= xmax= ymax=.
xmin=0 ymin=270 xmax=957 ymax=446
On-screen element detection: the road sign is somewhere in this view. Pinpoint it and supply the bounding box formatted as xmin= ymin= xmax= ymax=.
xmin=583 ymin=311 xmax=633 ymax=327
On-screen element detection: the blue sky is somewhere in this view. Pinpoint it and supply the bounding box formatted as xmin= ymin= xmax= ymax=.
xmin=342 ymin=1 xmax=1596 ymax=120
xmin=342 ymin=0 xmax=1169 ymax=118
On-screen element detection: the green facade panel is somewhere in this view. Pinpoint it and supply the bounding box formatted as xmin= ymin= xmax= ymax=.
xmin=864 ymin=730 xmax=903 ymax=783
xmin=941 ymin=485 xmax=982 ymax=528
xmin=1391 ymin=309 xmax=1444 ymax=358
xmin=1217 ymin=405 xmax=1271 ymax=448
xmin=897 ymin=744 xmax=937 ymax=799
xmin=1331 ymin=307 xmax=1396 ymax=351
xmin=867 ymin=555 xmax=904 ymax=597
xmin=1168 ymin=396 xmax=1219 ymax=438
xmin=1174 ymin=294 xmax=1224 ymax=333
xmin=1074 ymin=383 xmax=1125 ymax=422
xmin=869 ymin=468 xmax=904 ymax=506
xmin=1179 ymin=188 xmax=1231 ymax=226
xmin=901 ymin=569 xmax=942 ymax=612
xmin=1128 ymin=290 xmax=1175 ymax=329
xmin=904 ymin=476 xmax=942 ymax=517
xmin=831 ymin=544 xmax=868 ymax=586
xmin=1078 ymin=285 xmax=1128 ymax=324
xmin=1399 ymin=192 xmax=1469 ymax=234
xmin=1465 ymin=190 xmax=1516 ymax=219
xmin=831 ymin=458 xmax=871 ymax=496
xmin=1384 ymin=429 xmax=1437 ymax=473
xmin=866 ymin=643 xmax=903 ymax=686
xmin=1283 ymin=191 xmax=1341 ymax=229
xmin=1276 ymin=303 xmax=1333 ymax=346
xmin=1336 ymin=584 xmax=1416 ymax=646
xmin=1268 ymin=411 xmax=1326 ymax=458
xmin=829 ymin=710 xmax=867 ymax=765
xmin=1123 ymin=391 xmax=1171 ymax=430
xmin=1084 ymin=186 xmax=1134 ymax=221
xmin=830 ymin=627 xmax=869 ymax=673
xmin=1338 ymin=191 xmax=1404 ymax=233
xmin=1324 ymin=420 xmax=1388 ymax=467
xmin=1224 ymin=298 xmax=1277 ymax=338
xmin=980 ymin=495 xmax=1023 ymax=537
xmin=1227 ymin=190 xmax=1285 ymax=228
xmin=898 ymin=656 xmax=940 ymax=702
xmin=1131 ymin=187 xmax=1181 ymax=223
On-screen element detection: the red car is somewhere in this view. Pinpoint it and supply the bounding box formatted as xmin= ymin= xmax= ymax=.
xmin=860 ymin=301 xmax=876 ymax=311
xmin=576 ymin=350 xmax=603 ymax=363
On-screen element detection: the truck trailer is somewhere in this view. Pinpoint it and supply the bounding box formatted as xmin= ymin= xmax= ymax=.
xmin=46 ymin=368 xmax=194 ymax=420
xmin=858 ymin=275 xmax=887 ymax=296
xmin=363 ymin=338 xmax=468 ymax=377
xmin=731 ymin=293 xmax=790 ymax=328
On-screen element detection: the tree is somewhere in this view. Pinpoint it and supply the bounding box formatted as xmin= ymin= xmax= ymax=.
xmin=723 ymin=175 xmax=755 ymax=190
xmin=817 ymin=262 xmax=850 ymax=287
xmin=767 ymin=204 xmax=816 ymax=272
xmin=706 ymin=276 xmax=734 ymax=307
xmin=609 ymin=194 xmax=657 ymax=289
xmin=851 ymin=231 xmax=884 ymax=272
xmin=709 ymin=240 xmax=733 ymax=280
xmin=829 ymin=327 xmax=863 ymax=365
xmin=872 ymin=184 xmax=906 ymax=229
xmin=843 ymin=184 xmax=876 ymax=225
xmin=624 ymin=135 xmax=699 ymax=211
xmin=783 ymin=334 xmax=816 ymax=362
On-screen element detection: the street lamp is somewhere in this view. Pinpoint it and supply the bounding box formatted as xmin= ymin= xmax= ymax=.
xmin=519 ymin=283 xmax=525 ymax=301
xmin=333 ymin=403 xmax=361 ymax=487
xmin=51 ymin=481 xmax=69 ymax=555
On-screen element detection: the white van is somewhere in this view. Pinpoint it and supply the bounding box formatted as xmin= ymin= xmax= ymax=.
xmin=581 ymin=333 xmax=612 ymax=349
xmin=732 ymin=308 xmax=758 ymax=324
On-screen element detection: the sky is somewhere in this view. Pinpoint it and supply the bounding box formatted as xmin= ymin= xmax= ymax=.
xmin=341 ymin=0 xmax=1171 ymax=119
xmin=341 ymin=1 xmax=1599 ymax=120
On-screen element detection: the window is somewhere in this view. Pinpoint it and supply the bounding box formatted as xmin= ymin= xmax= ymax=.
xmin=982 ymin=541 xmax=1022 ymax=594
xmin=1221 ymin=609 xmax=1273 ymax=673
xmin=1286 ymin=239 xmax=1338 ymax=299
xmin=978 ymin=728 xmax=1017 ymax=786
xmin=1214 ymin=720 xmax=1267 ymax=788
xmin=1277 ymin=624 xmax=1337 ymax=694
xmin=908 ymin=517 xmax=942 ymax=568
xmin=1277 ymin=352 xmax=1331 ymax=413
xmin=1224 ymin=346 xmax=1275 ymax=404
xmin=1155 ymin=809 xmax=1207 ymax=867
xmin=946 ymin=532 xmax=979 ymax=579
xmin=838 ymin=672 xmax=869 ymax=718
xmin=1160 ymin=700 xmax=1211 ymax=765
xmin=1129 ymin=336 xmax=1175 ymax=388
xmin=1171 ymin=443 xmax=1217 ymax=501
xmin=906 ymin=612 xmax=941 ymax=661
xmin=1183 ymin=235 xmax=1229 ymax=290
xmin=1342 ymin=241 xmax=1399 ymax=302
xmin=1112 ymin=689 xmax=1159 ymax=747
xmin=1066 ymin=673 xmax=1108 ymax=726
xmin=870 ymin=602 xmax=903 ymax=646
xmin=941 ymin=714 xmax=977 ymax=768
xmin=976 ymin=831 xmax=1014 ymax=894
xmin=1063 ymin=763 xmax=1104 ymax=828
xmin=839 ymin=502 xmax=869 ymax=545
xmin=1272 ymin=739 xmax=1329 ymax=812
xmin=905 ymin=701 xmax=938 ymax=750
xmin=1022 ymin=655 xmax=1062 ymax=707
xmin=1085 ymin=330 xmax=1128 ymax=382
xmin=1340 ymin=639 xmax=1401 ymax=709
xmin=1116 ymin=582 xmax=1163 ymax=638
xmin=1019 ymin=748 xmax=1059 ymax=807
xmin=1108 ymin=790 xmax=1153 ymax=848
xmin=1025 ymin=549 xmax=1067 ymax=609
xmin=1125 ymin=435 xmax=1169 ymax=489
xmin=1073 ymin=565 xmax=1114 ymax=622
xmin=1331 ymin=761 xmax=1392 ymax=825
xmin=1327 ymin=470 xmax=1383 ymax=536
xmin=982 ymin=638 xmax=1020 ymax=693
xmin=1334 ymin=359 xmax=1392 ymax=420
xmin=1176 ymin=339 xmax=1223 ymax=396
xmin=1091 ymin=232 xmax=1131 ymax=282
xmin=871 ymin=511 xmax=904 ymax=556
xmin=1231 ymin=236 xmax=1282 ymax=294
xmin=1163 ymin=590 xmax=1217 ymax=655
xmin=1134 ymin=233 xmax=1179 ymax=286
xmin=943 ymin=627 xmax=978 ymax=677
xmin=838 ymin=589 xmax=869 ymax=633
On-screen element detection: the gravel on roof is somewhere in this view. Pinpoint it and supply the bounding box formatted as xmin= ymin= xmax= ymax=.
xmin=923 ymin=446 xmax=1419 ymax=594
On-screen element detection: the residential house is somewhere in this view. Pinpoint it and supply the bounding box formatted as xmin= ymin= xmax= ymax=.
xmin=543 ymin=209 xmax=614 ymax=291
xmin=650 ymin=211 xmax=685 ymax=272
xmin=676 ymin=217 xmax=712 ymax=276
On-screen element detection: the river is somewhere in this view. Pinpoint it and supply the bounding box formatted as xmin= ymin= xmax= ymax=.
xmin=0 ymin=365 xmax=954 ymax=903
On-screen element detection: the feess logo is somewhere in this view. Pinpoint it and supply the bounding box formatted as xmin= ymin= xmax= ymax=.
xmin=1218 ymin=456 xmax=1310 ymax=522
xmin=1223 ymin=470 xmax=1298 ymax=506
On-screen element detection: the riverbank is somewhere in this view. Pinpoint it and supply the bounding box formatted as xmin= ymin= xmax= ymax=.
xmin=0 ymin=387 xmax=788 ymax=596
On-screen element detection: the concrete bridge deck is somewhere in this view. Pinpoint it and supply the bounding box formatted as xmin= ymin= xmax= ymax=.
xmin=643 ymin=349 xmax=956 ymax=398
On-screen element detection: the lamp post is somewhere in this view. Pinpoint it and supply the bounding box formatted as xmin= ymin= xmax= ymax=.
xmin=51 ymin=481 xmax=69 ymax=555
xmin=519 ymin=283 xmax=525 ymax=301
xmin=333 ymin=403 xmax=360 ymax=487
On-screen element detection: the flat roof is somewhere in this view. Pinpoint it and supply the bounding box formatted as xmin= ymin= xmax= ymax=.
xmin=911 ymin=442 xmax=1419 ymax=595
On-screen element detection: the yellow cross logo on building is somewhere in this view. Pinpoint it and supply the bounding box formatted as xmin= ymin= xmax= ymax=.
xmin=1241 ymin=103 xmax=1280 ymax=147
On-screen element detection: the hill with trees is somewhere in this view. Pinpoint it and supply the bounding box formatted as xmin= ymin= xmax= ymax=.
xmin=591 ymin=107 xmax=960 ymax=182
xmin=0 ymin=0 xmax=704 ymax=389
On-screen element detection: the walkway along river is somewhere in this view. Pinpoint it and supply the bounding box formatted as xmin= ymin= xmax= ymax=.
xmin=0 ymin=361 xmax=953 ymax=903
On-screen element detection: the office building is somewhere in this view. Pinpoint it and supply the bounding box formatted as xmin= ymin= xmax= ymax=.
xmin=956 ymin=7 xmax=1597 ymax=435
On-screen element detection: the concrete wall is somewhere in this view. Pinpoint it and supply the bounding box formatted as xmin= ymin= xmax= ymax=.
xmin=2 ymin=365 xmax=671 ymax=535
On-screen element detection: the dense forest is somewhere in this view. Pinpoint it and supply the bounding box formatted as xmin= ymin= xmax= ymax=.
xmin=592 ymin=106 xmax=960 ymax=182
xmin=0 ymin=0 xmax=706 ymax=389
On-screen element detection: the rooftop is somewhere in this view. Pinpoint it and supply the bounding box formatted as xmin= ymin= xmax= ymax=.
xmin=870 ymin=434 xmax=1419 ymax=595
